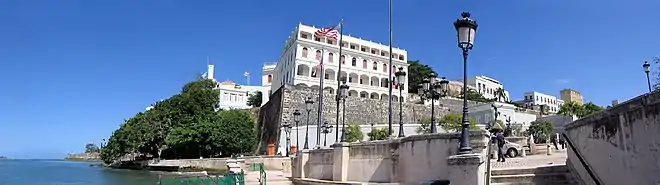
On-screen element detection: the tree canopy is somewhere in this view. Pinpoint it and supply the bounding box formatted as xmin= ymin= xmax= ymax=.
xmin=526 ymin=120 xmax=554 ymax=143
xmin=558 ymin=101 xmax=604 ymax=118
xmin=100 ymin=79 xmax=257 ymax=164
xmin=461 ymin=90 xmax=491 ymax=103
xmin=367 ymin=128 xmax=390 ymax=141
xmin=247 ymin=91 xmax=262 ymax=107
xmin=407 ymin=60 xmax=437 ymax=94
xmin=344 ymin=123 xmax=364 ymax=142
xmin=438 ymin=113 xmax=478 ymax=132
xmin=85 ymin=143 xmax=100 ymax=154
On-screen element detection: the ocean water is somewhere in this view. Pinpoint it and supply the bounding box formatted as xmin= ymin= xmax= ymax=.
xmin=0 ymin=160 xmax=160 ymax=185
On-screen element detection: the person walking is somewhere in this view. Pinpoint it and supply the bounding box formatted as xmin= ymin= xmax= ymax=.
xmin=551 ymin=134 xmax=559 ymax=150
xmin=559 ymin=134 xmax=566 ymax=149
xmin=496 ymin=131 xmax=506 ymax=162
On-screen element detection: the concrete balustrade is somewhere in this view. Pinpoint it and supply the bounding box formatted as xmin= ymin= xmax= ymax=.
xmin=292 ymin=130 xmax=490 ymax=185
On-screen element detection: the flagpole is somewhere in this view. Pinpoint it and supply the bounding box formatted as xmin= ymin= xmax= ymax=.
xmin=335 ymin=20 xmax=344 ymax=143
xmin=316 ymin=47 xmax=325 ymax=149
xmin=387 ymin=0 xmax=394 ymax=136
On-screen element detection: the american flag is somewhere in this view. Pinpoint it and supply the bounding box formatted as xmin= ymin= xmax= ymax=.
xmin=314 ymin=26 xmax=339 ymax=40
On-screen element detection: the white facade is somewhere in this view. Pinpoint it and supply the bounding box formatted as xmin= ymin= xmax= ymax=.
xmin=468 ymin=75 xmax=509 ymax=101
xmin=270 ymin=23 xmax=410 ymax=102
xmin=261 ymin=63 xmax=276 ymax=95
xmin=467 ymin=102 xmax=537 ymax=129
xmin=217 ymin=81 xmax=268 ymax=110
xmin=523 ymin=91 xmax=564 ymax=113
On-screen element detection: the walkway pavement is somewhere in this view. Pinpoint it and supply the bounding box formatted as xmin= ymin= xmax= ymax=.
xmin=491 ymin=148 xmax=567 ymax=169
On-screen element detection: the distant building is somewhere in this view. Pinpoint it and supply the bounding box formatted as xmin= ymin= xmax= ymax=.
xmin=217 ymin=80 xmax=268 ymax=110
xmin=269 ymin=23 xmax=409 ymax=102
xmin=522 ymin=91 xmax=564 ymax=114
xmin=560 ymin=89 xmax=583 ymax=105
xmin=467 ymin=102 xmax=538 ymax=129
xmin=467 ymin=75 xmax=509 ymax=101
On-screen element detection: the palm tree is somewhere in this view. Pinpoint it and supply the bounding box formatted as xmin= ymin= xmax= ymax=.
xmin=558 ymin=101 xmax=584 ymax=117
xmin=494 ymin=88 xmax=507 ymax=102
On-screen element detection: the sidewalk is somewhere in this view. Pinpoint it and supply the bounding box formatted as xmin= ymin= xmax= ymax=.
xmin=491 ymin=148 xmax=567 ymax=169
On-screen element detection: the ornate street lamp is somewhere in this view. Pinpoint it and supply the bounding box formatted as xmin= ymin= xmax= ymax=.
xmin=644 ymin=61 xmax=652 ymax=92
xmin=454 ymin=11 xmax=478 ymax=155
xmin=281 ymin=122 xmax=292 ymax=157
xmin=321 ymin=121 xmax=334 ymax=147
xmin=339 ymin=82 xmax=350 ymax=142
xmin=293 ymin=109 xmax=301 ymax=153
xmin=418 ymin=74 xmax=449 ymax=133
xmin=304 ymin=97 xmax=314 ymax=149
xmin=395 ymin=67 xmax=407 ymax=137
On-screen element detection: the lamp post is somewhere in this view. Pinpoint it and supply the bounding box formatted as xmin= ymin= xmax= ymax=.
xmin=395 ymin=67 xmax=407 ymax=137
xmin=304 ymin=97 xmax=314 ymax=149
xmin=417 ymin=75 xmax=449 ymax=133
xmin=339 ymin=82 xmax=350 ymax=142
xmin=321 ymin=121 xmax=334 ymax=147
xmin=281 ymin=122 xmax=292 ymax=157
xmin=454 ymin=12 xmax=478 ymax=155
xmin=644 ymin=61 xmax=652 ymax=92
xmin=293 ymin=110 xmax=302 ymax=153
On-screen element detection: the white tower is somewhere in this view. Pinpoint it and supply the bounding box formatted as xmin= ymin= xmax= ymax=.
xmin=207 ymin=64 xmax=215 ymax=80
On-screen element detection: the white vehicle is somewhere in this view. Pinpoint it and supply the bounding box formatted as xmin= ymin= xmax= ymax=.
xmin=490 ymin=137 xmax=523 ymax=158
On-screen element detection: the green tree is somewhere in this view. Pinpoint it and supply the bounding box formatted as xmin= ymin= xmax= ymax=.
xmin=581 ymin=102 xmax=603 ymax=117
xmin=526 ymin=120 xmax=553 ymax=143
xmin=100 ymin=79 xmax=257 ymax=164
xmin=344 ymin=123 xmax=364 ymax=142
xmin=407 ymin=60 xmax=437 ymax=94
xmin=438 ymin=113 xmax=478 ymax=132
xmin=247 ymin=91 xmax=263 ymax=107
xmin=494 ymin=88 xmax=507 ymax=102
xmin=461 ymin=90 xmax=491 ymax=103
xmin=85 ymin=143 xmax=100 ymax=153
xmin=367 ymin=128 xmax=390 ymax=141
xmin=415 ymin=118 xmax=432 ymax=134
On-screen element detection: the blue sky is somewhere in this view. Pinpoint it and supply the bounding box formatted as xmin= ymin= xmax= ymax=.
xmin=1 ymin=0 xmax=659 ymax=159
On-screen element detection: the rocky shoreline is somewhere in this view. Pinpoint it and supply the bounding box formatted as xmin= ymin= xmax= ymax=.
xmin=64 ymin=153 xmax=101 ymax=162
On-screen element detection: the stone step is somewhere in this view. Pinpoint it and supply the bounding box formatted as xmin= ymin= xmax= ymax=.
xmin=492 ymin=165 xmax=568 ymax=176
xmin=491 ymin=173 xmax=569 ymax=184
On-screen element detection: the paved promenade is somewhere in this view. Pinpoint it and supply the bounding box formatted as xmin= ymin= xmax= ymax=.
xmin=491 ymin=148 xmax=567 ymax=169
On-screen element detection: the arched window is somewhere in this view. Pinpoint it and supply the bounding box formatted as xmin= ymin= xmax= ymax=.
xmin=340 ymin=55 xmax=346 ymax=64
xmin=351 ymin=58 xmax=357 ymax=66
xmin=382 ymin=64 xmax=387 ymax=72
xmin=315 ymin=50 xmax=322 ymax=60
xmin=328 ymin=53 xmax=334 ymax=63
xmin=399 ymin=55 xmax=405 ymax=61
xmin=372 ymin=62 xmax=378 ymax=70
xmin=267 ymin=74 xmax=273 ymax=83
xmin=362 ymin=60 xmax=368 ymax=68
xmin=302 ymin=48 xmax=308 ymax=58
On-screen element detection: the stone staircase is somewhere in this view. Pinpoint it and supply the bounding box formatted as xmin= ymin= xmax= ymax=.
xmin=244 ymin=170 xmax=293 ymax=185
xmin=491 ymin=165 xmax=579 ymax=185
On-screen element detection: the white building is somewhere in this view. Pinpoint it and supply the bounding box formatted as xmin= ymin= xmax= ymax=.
xmin=467 ymin=102 xmax=537 ymax=129
xmin=199 ymin=64 xmax=269 ymax=110
xmin=468 ymin=75 xmax=509 ymax=101
xmin=262 ymin=63 xmax=276 ymax=95
xmin=522 ymin=91 xmax=564 ymax=114
xmin=269 ymin=23 xmax=410 ymax=102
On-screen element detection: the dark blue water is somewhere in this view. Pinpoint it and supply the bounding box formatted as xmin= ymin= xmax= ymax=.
xmin=0 ymin=160 xmax=160 ymax=185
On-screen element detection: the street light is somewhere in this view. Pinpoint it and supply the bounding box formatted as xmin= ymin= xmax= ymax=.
xmin=321 ymin=121 xmax=334 ymax=147
xmin=395 ymin=67 xmax=407 ymax=137
xmin=339 ymin=82 xmax=350 ymax=142
xmin=454 ymin=11 xmax=478 ymax=155
xmin=644 ymin=61 xmax=652 ymax=92
xmin=418 ymin=74 xmax=449 ymax=133
xmin=281 ymin=122 xmax=292 ymax=157
xmin=304 ymin=97 xmax=314 ymax=149
xmin=293 ymin=110 xmax=302 ymax=153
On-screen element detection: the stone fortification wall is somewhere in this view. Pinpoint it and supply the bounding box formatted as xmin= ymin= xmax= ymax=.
xmin=564 ymin=91 xmax=660 ymax=185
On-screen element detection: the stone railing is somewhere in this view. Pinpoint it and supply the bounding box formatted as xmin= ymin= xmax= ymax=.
xmin=292 ymin=130 xmax=490 ymax=184
xmin=564 ymin=91 xmax=660 ymax=185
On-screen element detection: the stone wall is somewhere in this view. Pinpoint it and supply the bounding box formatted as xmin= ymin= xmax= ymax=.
xmin=258 ymin=85 xmax=463 ymax=154
xmin=564 ymin=91 xmax=660 ymax=185
xmin=148 ymin=156 xmax=291 ymax=171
